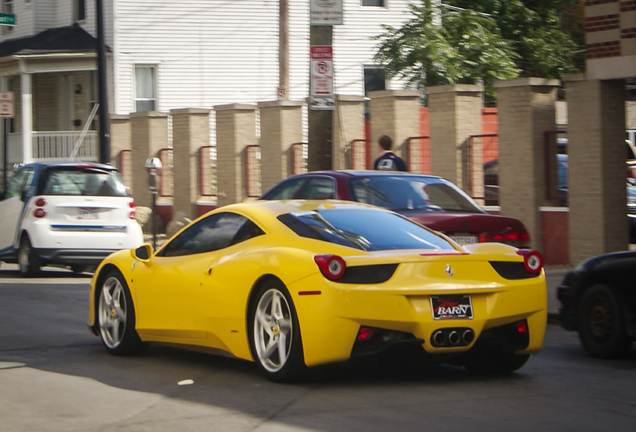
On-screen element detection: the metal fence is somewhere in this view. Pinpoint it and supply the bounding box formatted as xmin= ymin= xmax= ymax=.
xmin=345 ymin=139 xmax=370 ymax=170
xmin=290 ymin=142 xmax=308 ymax=175
xmin=245 ymin=145 xmax=261 ymax=198
xmin=468 ymin=134 xmax=498 ymax=203
xmin=156 ymin=148 xmax=174 ymax=198
xmin=405 ymin=136 xmax=431 ymax=174
xmin=198 ymin=146 xmax=217 ymax=197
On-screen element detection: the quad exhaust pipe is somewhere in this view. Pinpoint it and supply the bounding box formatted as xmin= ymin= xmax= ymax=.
xmin=431 ymin=328 xmax=475 ymax=348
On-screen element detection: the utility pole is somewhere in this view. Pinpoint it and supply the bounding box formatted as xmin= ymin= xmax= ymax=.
xmin=96 ymin=0 xmax=110 ymax=164
xmin=279 ymin=0 xmax=289 ymax=99
xmin=308 ymin=26 xmax=333 ymax=171
xmin=307 ymin=1 xmax=342 ymax=171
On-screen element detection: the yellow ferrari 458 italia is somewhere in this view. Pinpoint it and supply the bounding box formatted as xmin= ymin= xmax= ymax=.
xmin=87 ymin=200 xmax=547 ymax=382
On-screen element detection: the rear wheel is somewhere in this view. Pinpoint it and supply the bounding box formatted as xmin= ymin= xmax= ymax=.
xmin=18 ymin=235 xmax=41 ymax=278
xmin=248 ymin=280 xmax=306 ymax=382
xmin=97 ymin=270 xmax=147 ymax=355
xmin=578 ymin=285 xmax=632 ymax=359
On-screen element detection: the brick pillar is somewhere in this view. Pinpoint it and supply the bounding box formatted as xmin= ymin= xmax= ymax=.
xmin=368 ymin=90 xmax=420 ymax=167
xmin=171 ymin=108 xmax=211 ymax=219
xmin=110 ymin=114 xmax=132 ymax=190
xmin=131 ymin=111 xmax=170 ymax=209
xmin=565 ymin=75 xmax=627 ymax=264
xmin=214 ymin=104 xmax=257 ymax=206
xmin=332 ymin=95 xmax=366 ymax=170
xmin=495 ymin=78 xmax=560 ymax=251
xmin=258 ymin=100 xmax=303 ymax=192
xmin=427 ymin=84 xmax=483 ymax=190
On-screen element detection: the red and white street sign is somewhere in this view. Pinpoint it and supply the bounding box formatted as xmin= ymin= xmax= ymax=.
xmin=0 ymin=91 xmax=14 ymax=118
xmin=310 ymin=46 xmax=334 ymax=110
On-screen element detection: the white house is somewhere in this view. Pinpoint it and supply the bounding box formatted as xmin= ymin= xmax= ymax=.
xmin=0 ymin=0 xmax=417 ymax=165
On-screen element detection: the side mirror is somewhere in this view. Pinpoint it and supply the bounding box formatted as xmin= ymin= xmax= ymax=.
xmin=131 ymin=244 xmax=153 ymax=262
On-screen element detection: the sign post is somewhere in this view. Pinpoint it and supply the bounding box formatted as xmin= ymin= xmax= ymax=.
xmin=0 ymin=91 xmax=14 ymax=191
xmin=308 ymin=1 xmax=343 ymax=171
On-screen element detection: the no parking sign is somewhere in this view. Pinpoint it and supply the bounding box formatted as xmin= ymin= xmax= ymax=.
xmin=0 ymin=91 xmax=14 ymax=118
xmin=310 ymin=46 xmax=334 ymax=110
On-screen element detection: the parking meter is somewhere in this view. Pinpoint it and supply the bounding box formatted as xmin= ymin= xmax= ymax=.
xmin=145 ymin=157 xmax=162 ymax=192
xmin=144 ymin=157 xmax=162 ymax=248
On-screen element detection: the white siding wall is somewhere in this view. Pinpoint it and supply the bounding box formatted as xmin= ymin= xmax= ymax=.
xmin=34 ymin=0 xmax=56 ymax=34
xmin=334 ymin=1 xmax=413 ymax=95
xmin=113 ymin=0 xmax=279 ymax=115
xmin=55 ymin=0 xmax=73 ymax=27
xmin=111 ymin=0 xmax=416 ymax=143
xmin=0 ymin=0 xmax=34 ymax=39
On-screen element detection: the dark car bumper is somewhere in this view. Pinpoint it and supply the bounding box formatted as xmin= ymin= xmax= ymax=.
xmin=557 ymin=271 xmax=580 ymax=331
xmin=35 ymin=248 xmax=117 ymax=265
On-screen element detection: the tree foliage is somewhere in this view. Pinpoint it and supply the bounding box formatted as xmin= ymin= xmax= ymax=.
xmin=373 ymin=0 xmax=583 ymax=105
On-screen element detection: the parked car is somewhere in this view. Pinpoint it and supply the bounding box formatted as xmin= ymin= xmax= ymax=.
xmin=557 ymin=250 xmax=636 ymax=358
xmin=88 ymin=200 xmax=547 ymax=382
xmin=259 ymin=171 xmax=530 ymax=248
xmin=483 ymin=154 xmax=568 ymax=205
xmin=0 ymin=161 xmax=143 ymax=277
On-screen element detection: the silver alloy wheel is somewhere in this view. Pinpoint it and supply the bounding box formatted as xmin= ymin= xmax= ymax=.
xmin=98 ymin=276 xmax=128 ymax=349
xmin=253 ymin=288 xmax=293 ymax=373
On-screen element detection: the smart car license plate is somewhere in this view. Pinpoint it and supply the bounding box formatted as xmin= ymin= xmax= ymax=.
xmin=449 ymin=235 xmax=478 ymax=245
xmin=431 ymin=295 xmax=474 ymax=320
xmin=78 ymin=208 xmax=99 ymax=220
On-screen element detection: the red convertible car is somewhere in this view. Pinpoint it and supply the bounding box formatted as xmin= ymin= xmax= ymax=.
xmin=260 ymin=171 xmax=530 ymax=248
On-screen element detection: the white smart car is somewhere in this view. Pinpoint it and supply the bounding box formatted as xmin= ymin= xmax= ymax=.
xmin=0 ymin=161 xmax=144 ymax=277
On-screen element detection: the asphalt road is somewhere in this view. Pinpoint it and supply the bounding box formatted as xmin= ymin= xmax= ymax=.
xmin=1 ymin=265 xmax=634 ymax=432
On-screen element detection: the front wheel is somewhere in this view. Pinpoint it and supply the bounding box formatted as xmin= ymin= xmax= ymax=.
xmin=248 ymin=280 xmax=306 ymax=382
xmin=18 ymin=235 xmax=41 ymax=278
xmin=578 ymin=285 xmax=632 ymax=359
xmin=97 ymin=270 xmax=147 ymax=355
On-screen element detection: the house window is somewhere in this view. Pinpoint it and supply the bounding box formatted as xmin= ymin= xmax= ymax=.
xmin=364 ymin=67 xmax=387 ymax=95
xmin=74 ymin=0 xmax=86 ymax=22
xmin=362 ymin=0 xmax=385 ymax=6
xmin=2 ymin=0 xmax=13 ymax=34
xmin=364 ymin=67 xmax=387 ymax=121
xmin=134 ymin=66 xmax=157 ymax=112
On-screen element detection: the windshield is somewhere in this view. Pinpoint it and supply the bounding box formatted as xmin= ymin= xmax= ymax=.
xmin=38 ymin=166 xmax=129 ymax=197
xmin=278 ymin=208 xmax=456 ymax=252
xmin=349 ymin=175 xmax=483 ymax=213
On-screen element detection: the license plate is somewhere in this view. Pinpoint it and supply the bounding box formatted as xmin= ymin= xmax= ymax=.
xmin=431 ymin=295 xmax=474 ymax=320
xmin=78 ymin=208 xmax=99 ymax=220
xmin=449 ymin=235 xmax=478 ymax=245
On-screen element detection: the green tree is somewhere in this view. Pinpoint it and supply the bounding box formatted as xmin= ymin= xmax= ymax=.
xmin=373 ymin=0 xmax=583 ymax=105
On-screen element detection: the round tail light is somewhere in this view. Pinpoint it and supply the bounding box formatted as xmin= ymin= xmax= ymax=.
xmin=314 ymin=254 xmax=346 ymax=281
xmin=33 ymin=208 xmax=47 ymax=218
xmin=33 ymin=197 xmax=47 ymax=218
xmin=516 ymin=249 xmax=543 ymax=274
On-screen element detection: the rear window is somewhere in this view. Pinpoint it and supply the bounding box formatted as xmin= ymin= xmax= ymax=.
xmin=350 ymin=175 xmax=483 ymax=213
xmin=278 ymin=208 xmax=456 ymax=251
xmin=39 ymin=166 xmax=129 ymax=197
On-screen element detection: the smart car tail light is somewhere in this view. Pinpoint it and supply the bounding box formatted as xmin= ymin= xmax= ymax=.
xmin=128 ymin=199 xmax=136 ymax=220
xmin=516 ymin=249 xmax=543 ymax=274
xmin=314 ymin=254 xmax=346 ymax=280
xmin=33 ymin=197 xmax=47 ymax=218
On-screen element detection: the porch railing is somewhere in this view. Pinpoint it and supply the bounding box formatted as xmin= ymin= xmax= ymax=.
xmin=31 ymin=131 xmax=99 ymax=160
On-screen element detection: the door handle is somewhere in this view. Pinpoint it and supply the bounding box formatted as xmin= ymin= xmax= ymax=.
xmin=207 ymin=267 xmax=213 ymax=276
